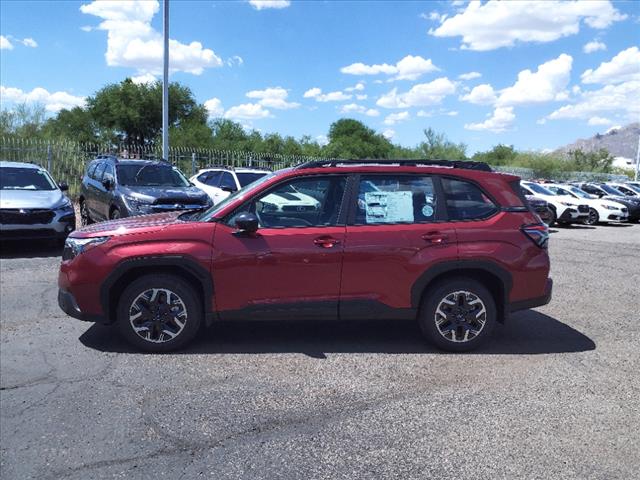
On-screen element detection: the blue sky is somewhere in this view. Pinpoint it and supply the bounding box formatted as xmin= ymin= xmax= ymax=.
xmin=1 ymin=0 xmax=639 ymax=154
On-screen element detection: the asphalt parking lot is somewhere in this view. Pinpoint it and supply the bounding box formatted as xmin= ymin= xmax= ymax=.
xmin=1 ymin=224 xmax=639 ymax=480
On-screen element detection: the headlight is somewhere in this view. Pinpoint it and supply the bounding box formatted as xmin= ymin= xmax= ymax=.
xmin=63 ymin=236 xmax=110 ymax=261
xmin=559 ymin=201 xmax=576 ymax=207
xmin=124 ymin=195 xmax=152 ymax=211
xmin=53 ymin=198 xmax=73 ymax=212
xmin=602 ymin=205 xmax=618 ymax=210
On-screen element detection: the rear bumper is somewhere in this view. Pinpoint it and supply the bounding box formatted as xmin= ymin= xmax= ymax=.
xmin=58 ymin=289 xmax=106 ymax=323
xmin=508 ymin=278 xmax=553 ymax=313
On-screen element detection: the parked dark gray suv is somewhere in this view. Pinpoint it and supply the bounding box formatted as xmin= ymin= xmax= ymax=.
xmin=79 ymin=156 xmax=211 ymax=225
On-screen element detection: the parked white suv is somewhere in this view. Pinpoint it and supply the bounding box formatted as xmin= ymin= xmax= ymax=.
xmin=520 ymin=181 xmax=589 ymax=226
xmin=606 ymin=182 xmax=640 ymax=198
xmin=544 ymin=183 xmax=628 ymax=225
xmin=190 ymin=167 xmax=270 ymax=204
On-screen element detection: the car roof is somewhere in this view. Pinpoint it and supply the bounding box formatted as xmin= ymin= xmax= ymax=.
xmin=197 ymin=167 xmax=270 ymax=173
xmin=0 ymin=161 xmax=44 ymax=170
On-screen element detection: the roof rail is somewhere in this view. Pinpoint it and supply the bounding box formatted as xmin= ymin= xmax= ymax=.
xmin=295 ymin=158 xmax=492 ymax=172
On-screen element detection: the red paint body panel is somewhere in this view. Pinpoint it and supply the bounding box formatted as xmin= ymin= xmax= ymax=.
xmin=58 ymin=163 xmax=551 ymax=324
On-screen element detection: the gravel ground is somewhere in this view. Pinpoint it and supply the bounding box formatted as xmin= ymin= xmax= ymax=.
xmin=1 ymin=223 xmax=639 ymax=479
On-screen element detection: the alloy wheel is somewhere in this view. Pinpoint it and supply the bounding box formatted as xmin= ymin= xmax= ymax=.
xmin=434 ymin=290 xmax=487 ymax=343
xmin=129 ymin=288 xmax=188 ymax=343
xmin=585 ymin=208 xmax=598 ymax=225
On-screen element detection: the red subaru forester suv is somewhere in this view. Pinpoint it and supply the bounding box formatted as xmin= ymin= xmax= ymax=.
xmin=58 ymin=160 xmax=552 ymax=353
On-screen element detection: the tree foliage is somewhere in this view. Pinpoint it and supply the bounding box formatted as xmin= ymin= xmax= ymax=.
xmin=419 ymin=128 xmax=467 ymax=160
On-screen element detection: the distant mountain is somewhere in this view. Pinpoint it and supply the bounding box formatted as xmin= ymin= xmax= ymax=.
xmin=555 ymin=122 xmax=639 ymax=160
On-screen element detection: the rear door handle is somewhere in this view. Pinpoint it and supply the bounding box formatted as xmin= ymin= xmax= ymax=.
xmin=421 ymin=232 xmax=448 ymax=244
xmin=314 ymin=236 xmax=341 ymax=248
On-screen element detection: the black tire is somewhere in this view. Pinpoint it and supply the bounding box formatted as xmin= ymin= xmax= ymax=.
xmin=418 ymin=278 xmax=496 ymax=352
xmin=116 ymin=274 xmax=202 ymax=352
xmin=547 ymin=207 xmax=557 ymax=227
xmin=80 ymin=200 xmax=93 ymax=226
xmin=110 ymin=207 xmax=121 ymax=220
xmin=585 ymin=208 xmax=599 ymax=225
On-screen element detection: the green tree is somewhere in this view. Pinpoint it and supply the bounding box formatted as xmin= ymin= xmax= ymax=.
xmin=87 ymin=78 xmax=207 ymax=145
xmin=42 ymin=107 xmax=102 ymax=144
xmin=324 ymin=118 xmax=394 ymax=159
xmin=0 ymin=103 xmax=47 ymax=139
xmin=419 ymin=128 xmax=467 ymax=160
xmin=567 ymin=148 xmax=613 ymax=173
xmin=472 ymin=144 xmax=517 ymax=166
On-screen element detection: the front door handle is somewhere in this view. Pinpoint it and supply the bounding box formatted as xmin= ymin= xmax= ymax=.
xmin=314 ymin=236 xmax=341 ymax=248
xmin=421 ymin=232 xmax=448 ymax=244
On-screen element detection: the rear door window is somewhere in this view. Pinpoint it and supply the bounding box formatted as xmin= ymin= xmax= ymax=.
xmin=199 ymin=171 xmax=222 ymax=187
xmin=354 ymin=175 xmax=438 ymax=225
xmin=441 ymin=178 xmax=498 ymax=221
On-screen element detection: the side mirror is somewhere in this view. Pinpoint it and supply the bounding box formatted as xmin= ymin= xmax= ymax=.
xmin=234 ymin=212 xmax=259 ymax=235
xmin=102 ymin=179 xmax=113 ymax=190
xmin=59 ymin=182 xmax=69 ymax=192
xmin=221 ymin=185 xmax=237 ymax=193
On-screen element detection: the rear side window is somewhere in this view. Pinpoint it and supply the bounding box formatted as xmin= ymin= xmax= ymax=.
xmin=355 ymin=175 xmax=438 ymax=225
xmin=441 ymin=178 xmax=498 ymax=221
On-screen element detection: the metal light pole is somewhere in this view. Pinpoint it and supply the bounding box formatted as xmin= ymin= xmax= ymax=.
xmin=162 ymin=0 xmax=169 ymax=161
xmin=635 ymin=133 xmax=640 ymax=181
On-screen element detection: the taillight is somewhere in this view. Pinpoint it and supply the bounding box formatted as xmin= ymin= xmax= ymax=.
xmin=521 ymin=223 xmax=549 ymax=249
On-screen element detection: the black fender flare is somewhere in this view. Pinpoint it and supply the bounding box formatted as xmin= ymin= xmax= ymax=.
xmin=410 ymin=260 xmax=512 ymax=310
xmin=100 ymin=255 xmax=214 ymax=325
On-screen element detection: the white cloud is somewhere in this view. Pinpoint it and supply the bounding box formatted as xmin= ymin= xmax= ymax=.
xmin=356 ymin=94 xmax=368 ymax=100
xmin=246 ymin=87 xmax=300 ymax=109
xmin=341 ymin=55 xmax=439 ymax=81
xmin=0 ymin=36 xmax=12 ymax=50
xmin=581 ymin=46 xmax=640 ymax=85
xmin=204 ymin=97 xmax=224 ymax=117
xmin=303 ymin=87 xmax=351 ymax=102
xmin=583 ymin=40 xmax=607 ymax=53
xmin=417 ymin=108 xmax=459 ymax=117
xmin=80 ymin=25 xmax=93 ymax=32
xmin=383 ymin=111 xmax=410 ymax=125
xmin=376 ymin=77 xmax=456 ymax=109
xmin=460 ymin=84 xmax=496 ymax=105
xmin=429 ymin=0 xmax=627 ymax=51
xmin=339 ymin=103 xmax=379 ymax=117
xmin=22 ymin=38 xmax=37 ymax=48
xmin=315 ymin=135 xmax=329 ymax=146
xmin=345 ymin=82 xmax=365 ymax=92
xmin=458 ymin=71 xmax=481 ymax=80
xmin=587 ymin=116 xmax=612 ymax=125
xmin=80 ymin=0 xmax=222 ymax=75
xmin=0 ymin=85 xmax=86 ymax=112
xmin=546 ymin=80 xmax=640 ymax=123
xmin=465 ymin=107 xmax=515 ymax=132
xmin=497 ymin=54 xmax=573 ymax=106
xmin=226 ymin=55 xmax=244 ymax=67
xmin=224 ymin=103 xmax=271 ymax=120
xmin=248 ymin=0 xmax=291 ymax=10
xmin=382 ymin=129 xmax=395 ymax=139
xmin=130 ymin=73 xmax=157 ymax=85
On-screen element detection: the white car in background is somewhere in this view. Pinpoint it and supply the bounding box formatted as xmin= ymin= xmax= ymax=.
xmin=190 ymin=167 xmax=270 ymax=204
xmin=520 ymin=181 xmax=589 ymax=226
xmin=606 ymin=182 xmax=640 ymax=198
xmin=544 ymin=183 xmax=628 ymax=225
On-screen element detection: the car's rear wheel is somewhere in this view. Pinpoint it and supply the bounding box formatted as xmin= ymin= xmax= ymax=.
xmin=418 ymin=278 xmax=496 ymax=352
xmin=80 ymin=200 xmax=93 ymax=226
xmin=116 ymin=274 xmax=202 ymax=352
xmin=585 ymin=208 xmax=599 ymax=225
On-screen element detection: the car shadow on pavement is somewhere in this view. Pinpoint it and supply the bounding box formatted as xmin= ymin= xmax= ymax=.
xmin=0 ymin=240 xmax=63 ymax=259
xmin=79 ymin=310 xmax=595 ymax=357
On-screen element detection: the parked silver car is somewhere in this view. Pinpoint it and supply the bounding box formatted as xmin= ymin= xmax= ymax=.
xmin=0 ymin=161 xmax=76 ymax=242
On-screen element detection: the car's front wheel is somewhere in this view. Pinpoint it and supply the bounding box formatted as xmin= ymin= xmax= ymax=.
xmin=585 ymin=208 xmax=599 ymax=225
xmin=116 ymin=274 xmax=202 ymax=352
xmin=418 ymin=278 xmax=496 ymax=352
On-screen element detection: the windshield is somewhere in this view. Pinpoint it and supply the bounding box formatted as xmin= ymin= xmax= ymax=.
xmin=600 ymin=184 xmax=624 ymax=196
xmin=625 ymin=184 xmax=640 ymax=193
xmin=236 ymin=171 xmax=268 ymax=187
xmin=567 ymin=186 xmax=592 ymax=199
xmin=0 ymin=167 xmax=57 ymax=191
xmin=197 ymin=172 xmax=275 ymax=221
xmin=524 ymin=182 xmax=555 ymax=196
xmin=117 ymin=164 xmax=190 ymax=187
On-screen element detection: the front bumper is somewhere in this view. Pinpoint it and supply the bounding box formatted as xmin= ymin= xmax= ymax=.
xmin=58 ymin=288 xmax=105 ymax=323
xmin=558 ymin=208 xmax=588 ymax=223
xmin=1 ymin=210 xmax=76 ymax=240
xmin=508 ymin=278 xmax=553 ymax=313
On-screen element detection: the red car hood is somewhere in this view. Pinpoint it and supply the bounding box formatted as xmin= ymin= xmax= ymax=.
xmin=71 ymin=212 xmax=184 ymax=238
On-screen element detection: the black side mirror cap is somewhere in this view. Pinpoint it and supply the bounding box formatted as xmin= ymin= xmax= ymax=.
xmin=59 ymin=182 xmax=69 ymax=192
xmin=234 ymin=212 xmax=259 ymax=235
xmin=221 ymin=186 xmax=237 ymax=193
xmin=102 ymin=179 xmax=113 ymax=190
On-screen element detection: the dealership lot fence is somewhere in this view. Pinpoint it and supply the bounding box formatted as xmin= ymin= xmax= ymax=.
xmin=0 ymin=137 xmax=629 ymax=196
